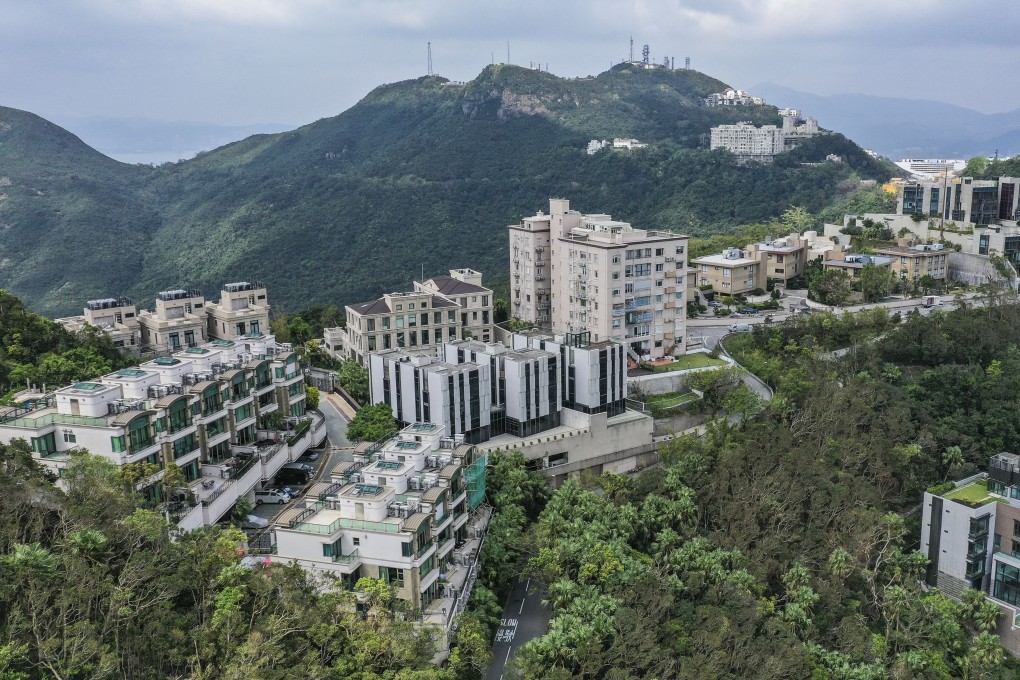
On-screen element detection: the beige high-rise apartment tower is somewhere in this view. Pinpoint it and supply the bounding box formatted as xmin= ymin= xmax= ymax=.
xmin=510 ymin=199 xmax=689 ymax=361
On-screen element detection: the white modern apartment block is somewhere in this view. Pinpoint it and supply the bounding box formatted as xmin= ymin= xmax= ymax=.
xmin=704 ymin=88 xmax=765 ymax=107
xmin=710 ymin=122 xmax=784 ymax=161
xmin=56 ymin=297 xmax=141 ymax=352
xmin=922 ymin=453 xmax=1020 ymax=655
xmin=325 ymin=271 xmax=495 ymax=366
xmin=368 ymin=332 xmax=646 ymax=483
xmin=206 ymin=281 xmax=270 ymax=341
xmin=271 ymin=422 xmax=487 ymax=614
xmin=509 ymin=199 xmax=689 ymax=362
xmin=0 ymin=333 xmax=323 ymax=532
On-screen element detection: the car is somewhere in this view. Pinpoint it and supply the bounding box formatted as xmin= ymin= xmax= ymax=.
xmin=707 ymin=301 xmax=724 ymax=308
xmin=728 ymin=323 xmax=751 ymax=333
xmin=299 ymin=450 xmax=321 ymax=462
xmin=238 ymin=514 xmax=270 ymax=530
xmin=739 ymin=307 xmax=758 ymax=315
xmin=254 ymin=489 xmax=289 ymax=505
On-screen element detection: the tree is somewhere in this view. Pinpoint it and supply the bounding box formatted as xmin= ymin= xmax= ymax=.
xmin=305 ymin=385 xmax=320 ymax=410
xmin=493 ymin=298 xmax=509 ymax=324
xmin=346 ymin=403 xmax=397 ymax=443
xmin=810 ymin=268 xmax=853 ymax=306
xmin=859 ymin=263 xmax=897 ymax=303
xmin=781 ymin=205 xmax=815 ymax=233
xmin=337 ymin=359 xmax=369 ymax=404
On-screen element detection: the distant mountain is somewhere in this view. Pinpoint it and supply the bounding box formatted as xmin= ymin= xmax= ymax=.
xmin=50 ymin=116 xmax=294 ymax=164
xmin=751 ymin=82 xmax=1020 ymax=159
xmin=0 ymin=64 xmax=892 ymax=318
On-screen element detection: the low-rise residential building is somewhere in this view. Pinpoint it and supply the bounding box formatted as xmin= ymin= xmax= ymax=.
xmin=138 ymin=289 xmax=208 ymax=352
xmin=873 ymin=243 xmax=949 ymax=281
xmin=692 ymin=248 xmax=764 ymax=295
xmin=270 ymin=422 xmax=487 ymax=615
xmin=206 ymin=281 xmax=270 ymax=341
xmin=704 ymin=88 xmax=765 ymax=107
xmin=744 ymin=234 xmax=810 ymax=287
xmin=414 ymin=269 xmax=494 ymax=344
xmin=0 ymin=333 xmax=323 ymax=532
xmin=56 ymin=297 xmax=141 ymax=351
xmin=368 ymin=331 xmax=650 ymax=484
xmin=822 ymin=253 xmax=895 ymax=279
xmin=326 ymin=271 xmax=496 ymax=366
xmin=330 ymin=291 xmax=462 ymax=366
xmin=922 ymin=453 xmax=1020 ymax=655
xmin=898 ymin=176 xmax=1020 ymax=226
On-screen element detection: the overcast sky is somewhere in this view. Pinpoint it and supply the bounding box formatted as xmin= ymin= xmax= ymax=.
xmin=3 ymin=0 xmax=1019 ymax=128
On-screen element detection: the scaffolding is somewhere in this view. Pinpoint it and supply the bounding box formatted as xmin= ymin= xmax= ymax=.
xmin=465 ymin=453 xmax=487 ymax=510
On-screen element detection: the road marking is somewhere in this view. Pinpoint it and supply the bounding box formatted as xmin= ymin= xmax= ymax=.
xmin=519 ymin=578 xmax=530 ymax=614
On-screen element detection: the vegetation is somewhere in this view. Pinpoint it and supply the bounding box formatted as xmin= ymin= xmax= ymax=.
xmin=637 ymin=353 xmax=726 ymax=372
xmin=345 ymin=403 xmax=397 ymax=443
xmin=0 ymin=290 xmax=132 ymax=402
xmin=500 ymin=303 xmax=1020 ymax=678
xmin=0 ymin=441 xmax=486 ymax=679
xmin=337 ymin=359 xmax=369 ymax=405
xmin=0 ymin=65 xmax=893 ymax=318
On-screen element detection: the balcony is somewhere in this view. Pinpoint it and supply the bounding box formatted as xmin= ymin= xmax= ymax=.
xmin=332 ymin=548 xmax=360 ymax=564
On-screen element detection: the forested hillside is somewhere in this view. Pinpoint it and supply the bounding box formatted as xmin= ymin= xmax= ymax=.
xmin=0 ymin=63 xmax=893 ymax=318
xmin=482 ymin=301 xmax=1020 ymax=678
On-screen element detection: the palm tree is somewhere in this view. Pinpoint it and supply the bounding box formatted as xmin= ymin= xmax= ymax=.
xmin=64 ymin=528 xmax=109 ymax=562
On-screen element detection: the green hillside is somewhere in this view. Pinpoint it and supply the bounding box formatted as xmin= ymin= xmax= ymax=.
xmin=0 ymin=64 xmax=893 ymax=317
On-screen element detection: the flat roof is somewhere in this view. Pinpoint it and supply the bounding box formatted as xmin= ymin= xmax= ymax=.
xmin=693 ymin=253 xmax=758 ymax=266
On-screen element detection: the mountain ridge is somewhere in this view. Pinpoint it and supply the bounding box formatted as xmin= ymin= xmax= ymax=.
xmin=751 ymin=82 xmax=1020 ymax=158
xmin=0 ymin=64 xmax=892 ymax=318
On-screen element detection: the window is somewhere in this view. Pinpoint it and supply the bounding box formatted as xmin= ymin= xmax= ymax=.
xmin=367 ymin=318 xmax=376 ymax=332
xmin=352 ymin=537 xmax=360 ymax=546
xmin=322 ymin=538 xmax=343 ymax=558
xmin=655 ymin=263 xmax=664 ymax=272
xmin=63 ymin=431 xmax=76 ymax=443
xmin=676 ymin=245 xmax=685 ymax=254
xmin=396 ymin=304 xmax=402 ymax=311
xmin=184 ymin=330 xmax=195 ymax=347
xmin=409 ymin=303 xmax=415 ymax=310
xmin=434 ymin=311 xmax=442 ymax=324
xmin=401 ymin=542 xmax=412 ymax=557
xmin=655 ymin=248 xmax=664 ymax=256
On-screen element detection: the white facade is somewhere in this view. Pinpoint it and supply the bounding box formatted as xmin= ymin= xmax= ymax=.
xmin=0 ymin=331 xmax=321 ymax=531
xmin=710 ymin=123 xmax=784 ymax=161
xmin=270 ymin=423 xmax=481 ymax=613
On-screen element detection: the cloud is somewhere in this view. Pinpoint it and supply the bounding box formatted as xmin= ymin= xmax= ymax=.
xmin=86 ymin=0 xmax=330 ymax=26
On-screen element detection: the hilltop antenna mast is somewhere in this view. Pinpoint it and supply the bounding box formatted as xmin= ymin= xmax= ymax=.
xmin=427 ymin=42 xmax=433 ymax=76
xmin=642 ymin=44 xmax=649 ymax=64
xmin=685 ymin=56 xmax=690 ymax=70
xmin=629 ymin=36 xmax=634 ymax=62
xmin=507 ymin=41 xmax=510 ymax=64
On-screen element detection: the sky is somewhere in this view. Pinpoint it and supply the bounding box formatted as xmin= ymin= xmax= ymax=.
xmin=3 ymin=0 xmax=1020 ymax=129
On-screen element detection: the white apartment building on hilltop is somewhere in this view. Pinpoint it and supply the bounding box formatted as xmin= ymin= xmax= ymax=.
xmin=710 ymin=123 xmax=784 ymax=162
xmin=509 ymin=199 xmax=689 ymax=362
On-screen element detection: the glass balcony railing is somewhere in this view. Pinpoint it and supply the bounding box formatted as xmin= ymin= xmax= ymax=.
xmin=332 ymin=549 xmax=360 ymax=564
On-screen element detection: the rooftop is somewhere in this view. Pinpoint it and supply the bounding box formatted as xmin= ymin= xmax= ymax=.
xmin=421 ymin=275 xmax=489 ymax=296
xmin=944 ymin=480 xmax=1002 ymax=506
xmin=693 ymin=252 xmax=759 ymax=267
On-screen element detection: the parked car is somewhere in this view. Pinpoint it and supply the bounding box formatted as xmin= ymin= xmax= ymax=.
xmin=707 ymin=301 xmax=724 ymax=308
xmin=254 ymin=489 xmax=289 ymax=505
xmin=739 ymin=307 xmax=758 ymax=315
xmin=276 ymin=466 xmax=310 ymax=485
xmin=299 ymin=450 xmax=321 ymax=462
xmin=238 ymin=514 xmax=269 ymax=530
xmin=728 ymin=323 xmax=751 ymax=333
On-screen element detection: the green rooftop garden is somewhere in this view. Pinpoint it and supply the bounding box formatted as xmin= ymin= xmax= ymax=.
xmin=944 ymin=480 xmax=1001 ymax=506
xmin=639 ymin=353 xmax=727 ymax=373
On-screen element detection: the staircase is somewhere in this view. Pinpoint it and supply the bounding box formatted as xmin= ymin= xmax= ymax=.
xmin=626 ymin=346 xmax=642 ymax=364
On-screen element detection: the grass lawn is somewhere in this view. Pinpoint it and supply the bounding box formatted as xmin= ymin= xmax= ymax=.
xmin=944 ymin=480 xmax=999 ymax=505
xmin=645 ymin=391 xmax=698 ymax=409
xmin=643 ymin=353 xmax=727 ymax=373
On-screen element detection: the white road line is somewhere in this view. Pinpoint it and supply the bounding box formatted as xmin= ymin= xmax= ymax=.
xmin=505 ymin=647 xmax=512 ymax=662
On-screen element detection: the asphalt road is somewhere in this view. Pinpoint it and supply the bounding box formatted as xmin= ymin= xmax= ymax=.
xmin=320 ymin=394 xmax=352 ymax=449
xmin=485 ymin=579 xmax=551 ymax=680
